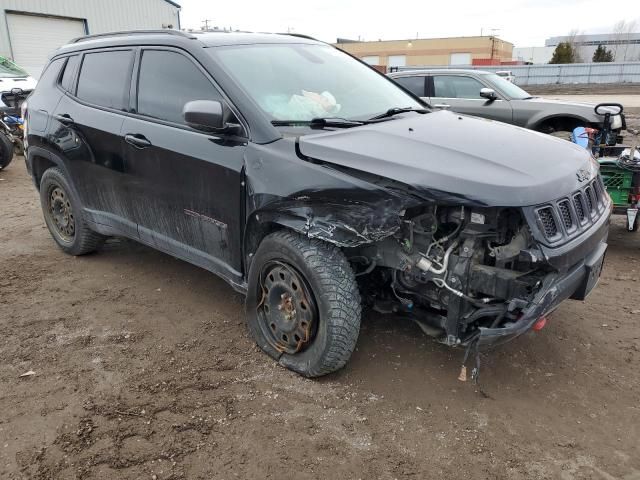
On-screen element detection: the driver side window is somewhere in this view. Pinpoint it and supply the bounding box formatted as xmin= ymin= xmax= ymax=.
xmin=137 ymin=49 xmax=223 ymax=125
xmin=434 ymin=75 xmax=484 ymax=99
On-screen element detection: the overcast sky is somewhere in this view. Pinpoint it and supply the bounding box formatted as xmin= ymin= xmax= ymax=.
xmin=178 ymin=0 xmax=639 ymax=47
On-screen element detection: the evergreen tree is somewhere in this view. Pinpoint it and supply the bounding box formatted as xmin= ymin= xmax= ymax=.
xmin=549 ymin=42 xmax=579 ymax=63
xmin=592 ymin=44 xmax=614 ymax=62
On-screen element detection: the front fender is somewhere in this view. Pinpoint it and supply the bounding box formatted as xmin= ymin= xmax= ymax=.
xmin=250 ymin=197 xmax=406 ymax=245
xmin=242 ymin=193 xmax=419 ymax=274
xmin=242 ymin=139 xmax=424 ymax=270
xmin=527 ymin=113 xmax=593 ymax=131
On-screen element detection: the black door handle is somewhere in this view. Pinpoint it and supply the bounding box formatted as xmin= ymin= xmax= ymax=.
xmin=54 ymin=113 xmax=74 ymax=125
xmin=124 ymin=133 xmax=152 ymax=149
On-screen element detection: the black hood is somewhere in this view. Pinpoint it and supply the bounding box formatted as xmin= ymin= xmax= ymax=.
xmin=298 ymin=110 xmax=597 ymax=207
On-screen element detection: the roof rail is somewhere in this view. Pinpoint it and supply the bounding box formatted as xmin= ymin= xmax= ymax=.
xmin=71 ymin=29 xmax=196 ymax=44
xmin=277 ymin=33 xmax=320 ymax=41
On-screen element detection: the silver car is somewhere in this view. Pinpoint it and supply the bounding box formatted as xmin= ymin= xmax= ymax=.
xmin=388 ymin=69 xmax=625 ymax=136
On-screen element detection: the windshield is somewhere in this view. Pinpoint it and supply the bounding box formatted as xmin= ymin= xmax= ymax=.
xmin=209 ymin=43 xmax=423 ymax=122
xmin=0 ymin=56 xmax=28 ymax=78
xmin=483 ymin=73 xmax=531 ymax=99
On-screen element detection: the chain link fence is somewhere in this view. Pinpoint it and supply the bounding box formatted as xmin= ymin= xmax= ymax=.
xmin=395 ymin=62 xmax=640 ymax=86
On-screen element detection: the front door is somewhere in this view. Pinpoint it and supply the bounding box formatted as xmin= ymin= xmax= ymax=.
xmin=121 ymin=48 xmax=247 ymax=278
xmin=429 ymin=74 xmax=513 ymax=124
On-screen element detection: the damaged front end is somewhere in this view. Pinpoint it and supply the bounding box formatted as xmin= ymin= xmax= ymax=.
xmin=243 ymin=116 xmax=610 ymax=357
xmin=340 ymin=177 xmax=610 ymax=351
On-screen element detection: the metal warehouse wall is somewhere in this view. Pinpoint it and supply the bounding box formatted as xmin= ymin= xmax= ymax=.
xmin=0 ymin=0 xmax=180 ymax=59
xmin=397 ymin=62 xmax=640 ymax=85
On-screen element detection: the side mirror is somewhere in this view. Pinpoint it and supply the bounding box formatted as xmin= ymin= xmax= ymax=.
xmin=183 ymin=100 xmax=235 ymax=133
xmin=10 ymin=87 xmax=23 ymax=95
xmin=595 ymin=103 xmax=623 ymax=116
xmin=480 ymin=88 xmax=497 ymax=101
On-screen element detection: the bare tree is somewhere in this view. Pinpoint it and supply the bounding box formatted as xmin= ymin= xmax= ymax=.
xmin=622 ymin=19 xmax=638 ymax=61
xmin=611 ymin=20 xmax=626 ymax=61
xmin=566 ymin=29 xmax=584 ymax=63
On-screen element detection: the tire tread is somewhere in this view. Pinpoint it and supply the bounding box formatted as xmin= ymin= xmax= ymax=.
xmin=40 ymin=167 xmax=105 ymax=255
xmin=267 ymin=230 xmax=361 ymax=377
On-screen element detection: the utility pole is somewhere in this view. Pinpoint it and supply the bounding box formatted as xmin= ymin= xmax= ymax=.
xmin=489 ymin=28 xmax=500 ymax=60
xmin=202 ymin=19 xmax=212 ymax=32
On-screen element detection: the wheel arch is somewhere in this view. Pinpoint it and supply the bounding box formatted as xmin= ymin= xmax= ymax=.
xmin=28 ymin=147 xmax=69 ymax=190
xmin=242 ymin=199 xmax=405 ymax=274
xmin=530 ymin=114 xmax=592 ymax=133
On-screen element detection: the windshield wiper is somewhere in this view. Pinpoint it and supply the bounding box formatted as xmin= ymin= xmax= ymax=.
xmin=368 ymin=107 xmax=429 ymax=120
xmin=271 ymin=117 xmax=369 ymax=129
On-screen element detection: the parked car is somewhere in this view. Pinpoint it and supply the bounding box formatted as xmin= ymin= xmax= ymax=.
xmin=1 ymin=56 xmax=35 ymax=168
xmin=0 ymin=56 xmax=37 ymax=94
xmin=388 ymin=69 xmax=625 ymax=139
xmin=25 ymin=31 xmax=609 ymax=378
xmin=495 ymin=70 xmax=515 ymax=83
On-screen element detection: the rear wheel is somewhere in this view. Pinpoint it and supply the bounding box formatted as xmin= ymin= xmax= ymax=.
xmin=246 ymin=231 xmax=361 ymax=377
xmin=40 ymin=167 xmax=105 ymax=255
xmin=0 ymin=132 xmax=14 ymax=170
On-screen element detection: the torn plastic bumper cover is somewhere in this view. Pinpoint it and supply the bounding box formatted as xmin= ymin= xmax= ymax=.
xmin=477 ymin=239 xmax=607 ymax=348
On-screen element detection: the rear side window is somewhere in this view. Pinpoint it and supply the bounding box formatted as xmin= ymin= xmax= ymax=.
xmin=394 ymin=76 xmax=426 ymax=97
xmin=136 ymin=49 xmax=222 ymax=125
xmin=433 ymin=75 xmax=484 ymax=99
xmin=76 ymin=50 xmax=133 ymax=110
xmin=60 ymin=55 xmax=80 ymax=93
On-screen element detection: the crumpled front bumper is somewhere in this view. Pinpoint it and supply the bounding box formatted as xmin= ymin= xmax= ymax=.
xmin=477 ymin=211 xmax=609 ymax=349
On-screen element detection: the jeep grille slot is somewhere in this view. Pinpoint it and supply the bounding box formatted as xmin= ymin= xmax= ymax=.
xmin=573 ymin=193 xmax=585 ymax=222
xmin=537 ymin=207 xmax=558 ymax=238
xmin=584 ymin=186 xmax=594 ymax=213
xmin=558 ymin=200 xmax=573 ymax=229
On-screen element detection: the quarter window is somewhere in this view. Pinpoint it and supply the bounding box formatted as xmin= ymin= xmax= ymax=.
xmin=38 ymin=58 xmax=65 ymax=86
xmin=433 ymin=75 xmax=485 ymax=99
xmin=394 ymin=76 xmax=425 ymax=97
xmin=137 ymin=50 xmax=222 ymax=125
xmin=76 ymin=50 xmax=133 ymax=110
xmin=60 ymin=55 xmax=80 ymax=93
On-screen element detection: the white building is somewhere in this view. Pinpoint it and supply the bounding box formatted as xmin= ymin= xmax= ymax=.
xmin=512 ymin=46 xmax=556 ymax=64
xmin=546 ymin=33 xmax=640 ymax=63
xmin=515 ymin=32 xmax=640 ymax=64
xmin=0 ymin=0 xmax=181 ymax=77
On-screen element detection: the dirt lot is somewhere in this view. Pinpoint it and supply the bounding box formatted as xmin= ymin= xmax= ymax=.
xmin=2 ymin=134 xmax=640 ymax=479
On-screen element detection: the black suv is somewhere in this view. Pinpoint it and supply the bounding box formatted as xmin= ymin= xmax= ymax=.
xmin=25 ymin=30 xmax=609 ymax=377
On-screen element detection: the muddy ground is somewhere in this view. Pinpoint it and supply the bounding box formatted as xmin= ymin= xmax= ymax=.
xmin=2 ymin=119 xmax=640 ymax=479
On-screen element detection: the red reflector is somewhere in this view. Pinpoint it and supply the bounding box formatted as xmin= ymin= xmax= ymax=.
xmin=532 ymin=316 xmax=547 ymax=331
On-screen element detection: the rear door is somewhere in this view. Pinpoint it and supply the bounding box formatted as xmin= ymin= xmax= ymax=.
xmin=429 ymin=74 xmax=513 ymax=123
xmin=120 ymin=47 xmax=247 ymax=275
xmin=50 ymin=48 xmax=135 ymax=236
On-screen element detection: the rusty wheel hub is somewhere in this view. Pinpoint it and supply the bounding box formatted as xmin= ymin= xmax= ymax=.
xmin=48 ymin=186 xmax=75 ymax=240
xmin=257 ymin=262 xmax=317 ymax=354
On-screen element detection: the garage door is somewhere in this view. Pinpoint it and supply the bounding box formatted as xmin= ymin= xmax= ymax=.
xmin=6 ymin=13 xmax=86 ymax=78
xmin=449 ymin=53 xmax=472 ymax=66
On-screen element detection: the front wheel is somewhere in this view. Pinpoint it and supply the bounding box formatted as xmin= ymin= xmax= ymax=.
xmin=246 ymin=231 xmax=361 ymax=377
